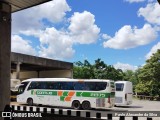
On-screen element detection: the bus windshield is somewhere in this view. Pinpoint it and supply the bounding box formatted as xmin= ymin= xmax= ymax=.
xmin=18 ymin=82 xmax=29 ymax=94
xmin=115 ymin=83 xmax=124 ymax=91
xmin=18 ymin=85 xmax=25 ymax=94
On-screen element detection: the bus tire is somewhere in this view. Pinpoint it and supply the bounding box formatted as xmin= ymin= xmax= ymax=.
xmin=82 ymin=101 xmax=91 ymax=110
xmin=72 ymin=100 xmax=81 ymax=109
xmin=27 ymin=98 xmax=33 ymax=106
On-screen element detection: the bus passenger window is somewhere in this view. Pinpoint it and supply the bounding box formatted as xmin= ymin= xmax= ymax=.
xmin=74 ymin=82 xmax=85 ymax=90
xmin=99 ymin=82 xmax=107 ymax=90
xmin=27 ymin=82 xmax=38 ymax=90
xmin=39 ymin=82 xmax=47 ymax=89
xmin=61 ymin=82 xmax=74 ymax=90
xmin=53 ymin=82 xmax=61 ymax=90
xmin=48 ymin=82 xmax=54 ymax=89
xmin=85 ymin=82 xmax=96 ymax=91
xmin=67 ymin=82 xmax=74 ymax=90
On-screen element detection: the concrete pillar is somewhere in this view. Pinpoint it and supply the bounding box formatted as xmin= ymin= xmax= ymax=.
xmin=16 ymin=62 xmax=21 ymax=79
xmin=71 ymin=69 xmax=73 ymax=78
xmin=0 ymin=1 xmax=11 ymax=118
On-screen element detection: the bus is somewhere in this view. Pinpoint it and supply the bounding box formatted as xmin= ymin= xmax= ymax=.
xmin=17 ymin=78 xmax=115 ymax=110
xmin=115 ymin=81 xmax=133 ymax=106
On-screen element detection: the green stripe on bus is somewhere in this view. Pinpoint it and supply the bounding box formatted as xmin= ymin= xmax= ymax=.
xmin=76 ymin=92 xmax=111 ymax=98
xmin=76 ymin=92 xmax=82 ymax=96
xmin=31 ymin=90 xmax=114 ymax=98
xmin=63 ymin=91 xmax=68 ymax=96
xmin=31 ymin=90 xmax=34 ymax=95
xmin=31 ymin=90 xmax=57 ymax=96
xmin=60 ymin=96 xmax=65 ymax=101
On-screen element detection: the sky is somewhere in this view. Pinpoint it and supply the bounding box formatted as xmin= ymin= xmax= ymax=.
xmin=11 ymin=0 xmax=160 ymax=71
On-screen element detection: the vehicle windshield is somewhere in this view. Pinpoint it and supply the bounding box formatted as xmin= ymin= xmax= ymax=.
xmin=18 ymin=85 xmax=25 ymax=94
xmin=115 ymin=83 xmax=124 ymax=91
xmin=17 ymin=82 xmax=29 ymax=94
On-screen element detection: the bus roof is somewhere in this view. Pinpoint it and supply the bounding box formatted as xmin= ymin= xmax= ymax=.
xmin=21 ymin=78 xmax=113 ymax=82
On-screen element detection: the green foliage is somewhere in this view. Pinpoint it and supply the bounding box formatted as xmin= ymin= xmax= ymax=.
xmin=73 ymin=58 xmax=123 ymax=80
xmin=135 ymin=49 xmax=160 ymax=96
xmin=135 ymin=80 xmax=152 ymax=95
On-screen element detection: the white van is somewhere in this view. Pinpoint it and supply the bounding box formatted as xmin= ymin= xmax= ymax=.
xmin=115 ymin=81 xmax=132 ymax=106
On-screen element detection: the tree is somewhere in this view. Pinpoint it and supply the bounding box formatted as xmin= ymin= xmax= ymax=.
xmin=73 ymin=58 xmax=124 ymax=80
xmin=73 ymin=60 xmax=94 ymax=79
xmin=135 ymin=49 xmax=160 ymax=96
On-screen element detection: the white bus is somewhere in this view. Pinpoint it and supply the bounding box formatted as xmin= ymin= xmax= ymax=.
xmin=17 ymin=78 xmax=115 ymax=110
xmin=115 ymin=81 xmax=132 ymax=106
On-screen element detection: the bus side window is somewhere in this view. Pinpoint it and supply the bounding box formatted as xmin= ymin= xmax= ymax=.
xmin=74 ymin=82 xmax=85 ymax=90
xmin=100 ymin=82 xmax=107 ymax=90
xmin=53 ymin=82 xmax=61 ymax=90
xmin=85 ymin=82 xmax=96 ymax=91
xmin=48 ymin=82 xmax=54 ymax=89
xmin=39 ymin=82 xmax=47 ymax=89
xmin=67 ymin=82 xmax=74 ymax=90
xmin=94 ymin=82 xmax=107 ymax=91
xmin=61 ymin=82 xmax=65 ymax=90
xmin=95 ymin=82 xmax=100 ymax=91
xmin=35 ymin=82 xmax=41 ymax=89
xmin=61 ymin=82 xmax=73 ymax=90
xmin=27 ymin=82 xmax=39 ymax=90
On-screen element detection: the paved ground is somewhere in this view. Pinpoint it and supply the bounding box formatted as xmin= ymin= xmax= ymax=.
xmin=113 ymin=99 xmax=160 ymax=111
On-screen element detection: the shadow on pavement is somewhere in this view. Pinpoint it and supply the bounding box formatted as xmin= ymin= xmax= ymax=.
xmin=114 ymin=105 xmax=143 ymax=108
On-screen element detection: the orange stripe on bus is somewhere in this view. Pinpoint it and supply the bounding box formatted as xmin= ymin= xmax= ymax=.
xmin=68 ymin=91 xmax=75 ymax=96
xmin=58 ymin=91 xmax=63 ymax=96
xmin=64 ymin=97 xmax=72 ymax=101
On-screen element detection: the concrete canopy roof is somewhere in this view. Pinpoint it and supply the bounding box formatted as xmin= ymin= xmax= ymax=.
xmin=11 ymin=52 xmax=73 ymax=71
xmin=2 ymin=0 xmax=52 ymax=12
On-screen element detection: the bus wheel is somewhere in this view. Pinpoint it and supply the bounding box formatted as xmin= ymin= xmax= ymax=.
xmin=82 ymin=101 xmax=90 ymax=110
xmin=27 ymin=98 xmax=33 ymax=106
xmin=72 ymin=100 xmax=81 ymax=109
